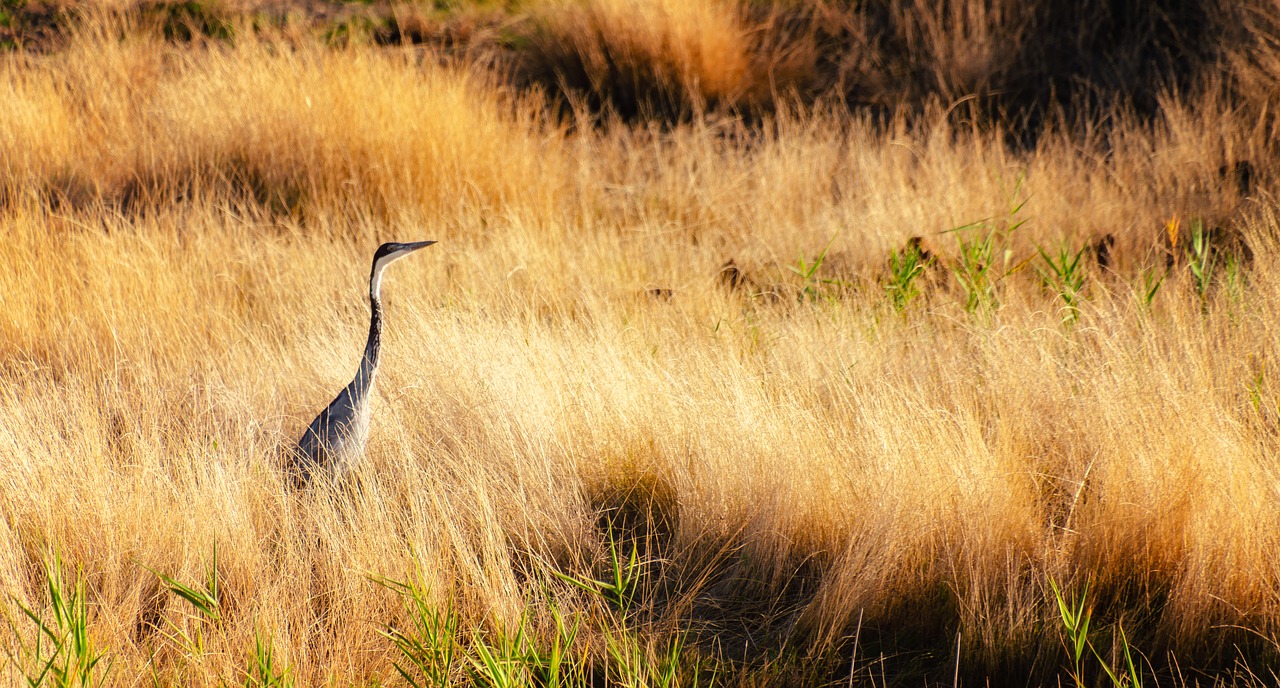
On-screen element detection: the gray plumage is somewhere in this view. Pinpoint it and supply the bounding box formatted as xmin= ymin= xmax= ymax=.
xmin=290 ymin=241 xmax=436 ymax=487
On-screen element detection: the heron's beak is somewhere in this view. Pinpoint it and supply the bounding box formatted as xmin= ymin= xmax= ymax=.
xmin=405 ymin=240 xmax=437 ymax=252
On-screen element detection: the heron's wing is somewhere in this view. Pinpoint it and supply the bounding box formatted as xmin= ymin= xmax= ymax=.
xmin=293 ymin=384 xmax=362 ymax=471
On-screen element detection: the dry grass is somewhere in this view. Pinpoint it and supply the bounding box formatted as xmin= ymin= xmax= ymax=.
xmin=3 ymin=5 xmax=1280 ymax=686
xmin=520 ymin=0 xmax=767 ymax=116
xmin=514 ymin=0 xmax=1234 ymax=122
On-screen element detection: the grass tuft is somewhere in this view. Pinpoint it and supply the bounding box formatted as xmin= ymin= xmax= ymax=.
xmin=4 ymin=551 xmax=112 ymax=688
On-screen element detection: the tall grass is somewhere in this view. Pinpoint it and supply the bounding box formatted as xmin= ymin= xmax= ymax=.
xmin=0 ymin=17 xmax=562 ymax=222
xmin=524 ymin=0 xmax=758 ymax=115
xmin=1 ymin=8 xmax=1280 ymax=685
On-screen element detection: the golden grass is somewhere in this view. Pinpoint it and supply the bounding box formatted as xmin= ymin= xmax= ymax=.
xmin=520 ymin=0 xmax=813 ymax=115
xmin=2 ymin=11 xmax=1280 ymax=685
xmin=0 ymin=22 xmax=560 ymax=221
xmin=539 ymin=0 xmax=752 ymax=100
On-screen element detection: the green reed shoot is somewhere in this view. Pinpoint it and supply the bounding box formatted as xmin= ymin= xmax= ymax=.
xmin=1244 ymin=359 xmax=1276 ymax=419
xmin=244 ymin=628 xmax=292 ymax=688
xmin=946 ymin=178 xmax=1031 ymax=313
xmin=1223 ymin=253 xmax=1244 ymax=302
xmin=1048 ymin=577 xmax=1091 ymax=687
xmin=467 ymin=617 xmax=536 ymax=688
xmin=884 ymin=241 xmax=930 ymax=311
xmin=469 ymin=605 xmax=585 ymax=688
xmin=1139 ymin=267 xmax=1165 ymax=309
xmin=5 ymin=550 xmax=111 ymax=688
xmin=141 ymin=541 xmax=221 ymax=655
xmin=150 ymin=541 xmax=220 ymax=623
xmin=1036 ymin=242 xmax=1088 ymax=323
xmin=951 ymin=223 xmax=997 ymax=312
xmin=1094 ymin=623 xmax=1143 ymax=688
xmin=603 ymin=626 xmax=704 ymax=688
xmin=654 ymin=633 xmax=685 ymax=688
xmin=552 ymin=522 xmax=641 ymax=614
xmin=1049 ymin=576 xmax=1144 ymax=688
xmin=1188 ymin=219 xmax=1215 ymax=300
xmin=370 ymin=572 xmax=458 ymax=688
xmin=540 ymin=604 xmax=583 ymax=688
xmin=603 ymin=625 xmax=651 ymax=688
xmin=788 ymin=231 xmax=844 ymax=302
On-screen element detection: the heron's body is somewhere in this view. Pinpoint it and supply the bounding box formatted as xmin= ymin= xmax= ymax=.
xmin=290 ymin=241 xmax=435 ymax=487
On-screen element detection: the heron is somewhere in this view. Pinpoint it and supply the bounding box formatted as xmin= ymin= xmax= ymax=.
xmin=290 ymin=240 xmax=437 ymax=487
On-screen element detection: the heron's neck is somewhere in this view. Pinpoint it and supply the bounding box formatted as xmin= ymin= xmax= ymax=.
xmin=354 ymin=270 xmax=385 ymax=397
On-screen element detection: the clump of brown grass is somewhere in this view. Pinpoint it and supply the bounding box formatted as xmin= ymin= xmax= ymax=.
xmin=521 ymin=0 xmax=816 ymax=117
xmin=0 ymin=18 xmax=563 ymax=220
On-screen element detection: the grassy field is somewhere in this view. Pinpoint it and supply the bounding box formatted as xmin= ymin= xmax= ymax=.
xmin=3 ymin=2 xmax=1280 ymax=686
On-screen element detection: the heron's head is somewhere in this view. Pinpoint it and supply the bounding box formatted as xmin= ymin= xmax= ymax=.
xmin=370 ymin=240 xmax=436 ymax=296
